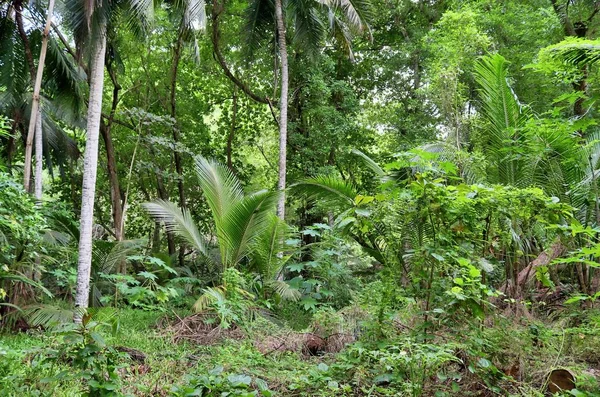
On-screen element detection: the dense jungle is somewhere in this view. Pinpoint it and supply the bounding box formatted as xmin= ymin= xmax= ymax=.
xmin=2 ymin=0 xmax=600 ymax=395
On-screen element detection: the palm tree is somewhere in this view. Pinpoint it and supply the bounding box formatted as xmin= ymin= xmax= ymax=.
xmin=23 ymin=0 xmax=55 ymax=200
xmin=144 ymin=155 xmax=280 ymax=269
xmin=0 ymin=2 xmax=83 ymax=177
xmin=144 ymin=156 xmax=296 ymax=308
xmin=473 ymin=53 xmax=600 ymax=220
xmin=233 ymin=0 xmax=372 ymax=220
xmin=65 ymin=0 xmax=154 ymax=319
xmin=473 ymin=54 xmax=531 ymax=186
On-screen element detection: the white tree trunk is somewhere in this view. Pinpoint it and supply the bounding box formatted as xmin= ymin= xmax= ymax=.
xmin=74 ymin=29 xmax=107 ymax=320
xmin=34 ymin=108 xmax=43 ymax=203
xmin=23 ymin=0 xmax=55 ymax=192
xmin=274 ymin=0 xmax=288 ymax=220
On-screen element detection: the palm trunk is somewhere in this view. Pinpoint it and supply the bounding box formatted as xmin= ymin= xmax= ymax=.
xmin=226 ymin=87 xmax=238 ymax=172
xmin=34 ymin=108 xmax=43 ymax=203
xmin=23 ymin=0 xmax=55 ymax=192
xmin=74 ymin=28 xmax=107 ymax=320
xmin=274 ymin=0 xmax=288 ymax=220
xmin=170 ymin=27 xmax=187 ymax=267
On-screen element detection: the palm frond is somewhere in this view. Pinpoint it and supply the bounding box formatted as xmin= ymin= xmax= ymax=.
xmin=194 ymin=155 xmax=243 ymax=224
xmin=546 ymin=38 xmax=600 ymax=67
xmin=288 ymin=0 xmax=325 ymax=54
xmin=242 ymin=0 xmax=275 ymax=60
xmin=23 ymin=304 xmax=84 ymax=328
xmin=265 ymin=279 xmax=301 ymax=301
xmin=143 ymin=200 xmax=209 ymax=257
xmin=192 ymin=285 xmax=226 ymax=312
xmin=474 ymin=53 xmax=527 ymax=145
xmin=291 ymin=175 xmax=357 ymax=207
xmin=319 ymin=0 xmax=371 ymax=36
xmin=221 ymin=190 xmax=279 ymax=268
xmin=250 ymin=214 xmax=293 ymax=278
xmin=351 ymin=149 xmax=384 ymax=177
xmin=474 ymin=53 xmax=530 ymax=186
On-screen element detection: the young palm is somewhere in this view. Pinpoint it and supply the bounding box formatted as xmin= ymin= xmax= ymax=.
xmin=144 ymin=155 xmax=280 ymax=271
xmin=144 ymin=156 xmax=293 ymax=310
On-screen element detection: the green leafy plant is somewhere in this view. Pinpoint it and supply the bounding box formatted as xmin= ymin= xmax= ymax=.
xmin=171 ymin=365 xmax=273 ymax=396
xmin=194 ymin=268 xmax=256 ymax=329
xmin=38 ymin=311 xmax=125 ymax=396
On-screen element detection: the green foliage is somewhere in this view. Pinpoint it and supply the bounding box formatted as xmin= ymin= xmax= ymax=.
xmin=37 ymin=312 xmax=124 ymax=396
xmin=145 ymin=155 xmax=280 ymax=271
xmin=171 ymin=365 xmax=273 ymax=397
xmin=193 ymin=268 xmax=256 ymax=328
xmin=0 ymin=173 xmax=46 ymax=266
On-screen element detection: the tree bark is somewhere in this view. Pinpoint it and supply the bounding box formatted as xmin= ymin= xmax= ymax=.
xmin=274 ymin=0 xmax=288 ymax=220
xmin=500 ymin=240 xmax=567 ymax=295
xmin=74 ymin=28 xmax=107 ymax=320
xmin=170 ymin=26 xmax=187 ymax=267
xmin=101 ymin=65 xmax=124 ymax=243
xmin=226 ymin=87 xmax=238 ymax=172
xmin=34 ymin=109 xmax=43 ymax=203
xmin=550 ymin=0 xmax=596 ymax=117
xmin=23 ymin=0 xmax=55 ymax=192
xmin=157 ymin=172 xmax=177 ymax=256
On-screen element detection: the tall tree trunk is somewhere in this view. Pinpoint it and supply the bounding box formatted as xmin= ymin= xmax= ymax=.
xmin=226 ymin=86 xmax=238 ymax=172
xmin=274 ymin=0 xmax=288 ymax=220
xmin=23 ymin=0 xmax=55 ymax=192
xmin=170 ymin=26 xmax=187 ymax=267
xmin=5 ymin=123 xmax=16 ymax=171
xmin=101 ymin=65 xmax=124 ymax=243
xmin=74 ymin=28 xmax=107 ymax=320
xmin=34 ymin=109 xmax=43 ymax=202
xmin=14 ymin=0 xmax=36 ymax=191
xmin=14 ymin=0 xmax=35 ymax=80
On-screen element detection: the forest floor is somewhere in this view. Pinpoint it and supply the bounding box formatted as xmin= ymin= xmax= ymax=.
xmin=1 ymin=307 xmax=600 ymax=396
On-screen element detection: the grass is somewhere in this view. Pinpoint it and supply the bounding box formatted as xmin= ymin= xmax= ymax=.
xmin=1 ymin=306 xmax=599 ymax=396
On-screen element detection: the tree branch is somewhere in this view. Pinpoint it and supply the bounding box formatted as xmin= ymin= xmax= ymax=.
xmin=211 ymin=0 xmax=270 ymax=105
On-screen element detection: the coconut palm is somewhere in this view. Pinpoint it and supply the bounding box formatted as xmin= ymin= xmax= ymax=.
xmin=64 ymin=0 xmax=155 ymax=317
xmin=0 ymin=5 xmax=83 ymax=176
xmin=241 ymin=0 xmax=372 ymax=220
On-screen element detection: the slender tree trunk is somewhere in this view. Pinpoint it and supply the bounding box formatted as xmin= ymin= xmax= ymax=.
xmin=274 ymin=0 xmax=288 ymax=220
xmin=101 ymin=66 xmax=124 ymax=243
xmin=74 ymin=28 xmax=107 ymax=320
xmin=34 ymin=109 xmax=43 ymax=202
xmin=5 ymin=124 xmax=16 ymax=171
xmin=156 ymin=170 xmax=177 ymax=256
xmin=14 ymin=1 xmax=35 ymax=80
xmin=170 ymin=26 xmax=187 ymax=267
xmin=23 ymin=0 xmax=55 ymax=192
xmin=226 ymin=87 xmax=238 ymax=172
